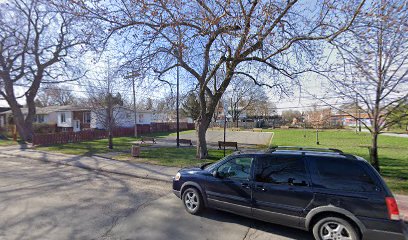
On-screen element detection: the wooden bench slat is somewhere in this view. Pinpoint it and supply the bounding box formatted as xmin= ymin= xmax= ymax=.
xmin=141 ymin=136 xmax=156 ymax=143
xmin=178 ymin=139 xmax=193 ymax=145
xmin=218 ymin=141 xmax=238 ymax=150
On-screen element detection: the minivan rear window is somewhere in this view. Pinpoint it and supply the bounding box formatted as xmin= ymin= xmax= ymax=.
xmin=309 ymin=157 xmax=378 ymax=192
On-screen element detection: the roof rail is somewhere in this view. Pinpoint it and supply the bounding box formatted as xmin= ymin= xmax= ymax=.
xmin=268 ymin=146 xmax=344 ymax=153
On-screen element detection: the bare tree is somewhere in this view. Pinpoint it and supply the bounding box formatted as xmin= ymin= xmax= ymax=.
xmin=87 ymin=60 xmax=124 ymax=149
xmin=225 ymin=78 xmax=267 ymax=127
xmin=75 ymin=0 xmax=365 ymax=158
xmin=387 ymin=100 xmax=408 ymax=131
xmin=281 ymin=110 xmax=302 ymax=126
xmin=0 ymin=0 xmax=88 ymax=141
xmin=36 ymin=85 xmax=77 ymax=106
xmin=305 ymin=106 xmax=332 ymax=129
xmin=319 ymin=0 xmax=408 ymax=171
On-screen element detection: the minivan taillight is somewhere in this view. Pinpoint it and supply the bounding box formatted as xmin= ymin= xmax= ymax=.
xmin=385 ymin=197 xmax=400 ymax=220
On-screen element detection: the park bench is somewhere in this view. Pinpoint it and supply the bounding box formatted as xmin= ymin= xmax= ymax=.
xmin=178 ymin=139 xmax=193 ymax=146
xmin=141 ymin=136 xmax=156 ymax=143
xmin=218 ymin=141 xmax=238 ymax=150
xmin=253 ymin=128 xmax=263 ymax=132
xmin=231 ymin=127 xmax=241 ymax=131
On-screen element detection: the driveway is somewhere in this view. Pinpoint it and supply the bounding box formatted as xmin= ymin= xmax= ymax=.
xmin=0 ymin=152 xmax=312 ymax=240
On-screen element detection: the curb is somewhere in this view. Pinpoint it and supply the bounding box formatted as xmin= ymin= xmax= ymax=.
xmin=1 ymin=151 xmax=173 ymax=183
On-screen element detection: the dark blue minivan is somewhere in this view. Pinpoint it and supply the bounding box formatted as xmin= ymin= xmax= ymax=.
xmin=173 ymin=147 xmax=407 ymax=240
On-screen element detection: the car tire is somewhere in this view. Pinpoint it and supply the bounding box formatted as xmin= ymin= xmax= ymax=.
xmin=312 ymin=216 xmax=360 ymax=240
xmin=182 ymin=187 xmax=203 ymax=215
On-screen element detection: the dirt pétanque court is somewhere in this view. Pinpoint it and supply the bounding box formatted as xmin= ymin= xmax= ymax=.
xmin=164 ymin=130 xmax=274 ymax=147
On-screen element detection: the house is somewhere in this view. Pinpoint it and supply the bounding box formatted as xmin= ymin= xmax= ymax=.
xmin=90 ymin=106 xmax=153 ymax=130
xmin=152 ymin=111 xmax=193 ymax=123
xmin=55 ymin=105 xmax=92 ymax=132
xmin=1 ymin=105 xmax=154 ymax=133
xmin=0 ymin=107 xmax=11 ymax=129
xmin=330 ymin=113 xmax=372 ymax=127
xmin=0 ymin=105 xmax=92 ymax=132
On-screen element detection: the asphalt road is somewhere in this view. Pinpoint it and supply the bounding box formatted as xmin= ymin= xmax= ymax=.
xmin=0 ymin=154 xmax=312 ymax=240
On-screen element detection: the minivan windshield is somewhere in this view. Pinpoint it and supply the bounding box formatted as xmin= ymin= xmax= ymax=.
xmin=203 ymin=156 xmax=229 ymax=171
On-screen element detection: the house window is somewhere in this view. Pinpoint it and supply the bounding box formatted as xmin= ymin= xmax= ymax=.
xmin=83 ymin=112 xmax=91 ymax=123
xmin=36 ymin=115 xmax=45 ymax=123
xmin=61 ymin=113 xmax=66 ymax=123
xmin=138 ymin=114 xmax=144 ymax=123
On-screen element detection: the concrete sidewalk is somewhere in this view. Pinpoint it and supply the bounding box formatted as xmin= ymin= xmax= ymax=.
xmin=0 ymin=145 xmax=407 ymax=222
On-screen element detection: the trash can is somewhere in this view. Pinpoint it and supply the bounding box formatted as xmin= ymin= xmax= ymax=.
xmin=131 ymin=144 xmax=140 ymax=157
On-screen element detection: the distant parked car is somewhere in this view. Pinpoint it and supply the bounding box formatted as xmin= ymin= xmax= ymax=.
xmin=173 ymin=146 xmax=407 ymax=240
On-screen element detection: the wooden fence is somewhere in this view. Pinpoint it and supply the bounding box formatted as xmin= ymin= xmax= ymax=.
xmin=32 ymin=122 xmax=195 ymax=146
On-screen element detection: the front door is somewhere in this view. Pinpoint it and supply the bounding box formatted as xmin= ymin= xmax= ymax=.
xmin=73 ymin=120 xmax=80 ymax=132
xmin=252 ymin=154 xmax=313 ymax=227
xmin=205 ymin=156 xmax=254 ymax=217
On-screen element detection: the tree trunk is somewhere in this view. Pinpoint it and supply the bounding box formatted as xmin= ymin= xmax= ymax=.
xmin=7 ymin=99 xmax=34 ymax=141
xmin=196 ymin=116 xmax=210 ymax=159
xmin=370 ymin=132 xmax=380 ymax=172
xmin=108 ymin=130 xmax=113 ymax=149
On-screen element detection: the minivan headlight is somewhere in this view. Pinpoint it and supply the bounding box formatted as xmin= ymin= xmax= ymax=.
xmin=174 ymin=172 xmax=181 ymax=181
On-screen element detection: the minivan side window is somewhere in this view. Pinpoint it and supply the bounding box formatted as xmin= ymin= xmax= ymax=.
xmin=217 ymin=157 xmax=253 ymax=180
xmin=309 ymin=157 xmax=378 ymax=192
xmin=255 ymin=155 xmax=308 ymax=186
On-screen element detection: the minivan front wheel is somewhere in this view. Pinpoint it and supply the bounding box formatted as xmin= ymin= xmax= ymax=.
xmin=313 ymin=217 xmax=359 ymax=240
xmin=182 ymin=187 xmax=203 ymax=215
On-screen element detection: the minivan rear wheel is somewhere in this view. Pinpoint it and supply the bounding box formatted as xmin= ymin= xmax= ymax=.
xmin=312 ymin=216 xmax=359 ymax=240
xmin=182 ymin=187 xmax=203 ymax=215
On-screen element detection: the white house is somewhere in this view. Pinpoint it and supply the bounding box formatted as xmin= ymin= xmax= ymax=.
xmin=0 ymin=105 xmax=92 ymax=132
xmin=0 ymin=106 xmax=59 ymax=127
xmin=90 ymin=106 xmax=153 ymax=129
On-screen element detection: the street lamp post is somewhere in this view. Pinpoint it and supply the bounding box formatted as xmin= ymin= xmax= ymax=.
xmin=176 ymin=61 xmax=180 ymax=148
xmin=223 ymin=99 xmax=228 ymax=157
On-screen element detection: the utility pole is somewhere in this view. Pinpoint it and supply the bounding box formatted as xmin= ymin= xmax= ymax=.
xmin=125 ymin=71 xmax=140 ymax=138
xmin=133 ymin=78 xmax=137 ymax=138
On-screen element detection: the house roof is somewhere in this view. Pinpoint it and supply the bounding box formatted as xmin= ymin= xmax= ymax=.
xmin=0 ymin=107 xmax=11 ymax=113
xmin=93 ymin=105 xmax=153 ymax=113
xmin=1 ymin=105 xmax=91 ymax=115
xmin=331 ymin=113 xmax=372 ymax=119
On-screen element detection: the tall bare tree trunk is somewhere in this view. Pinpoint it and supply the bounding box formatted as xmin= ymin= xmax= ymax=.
xmin=196 ymin=116 xmax=210 ymax=159
xmin=108 ymin=131 xmax=113 ymax=149
xmin=6 ymin=96 xmax=36 ymax=142
xmin=370 ymin=132 xmax=380 ymax=172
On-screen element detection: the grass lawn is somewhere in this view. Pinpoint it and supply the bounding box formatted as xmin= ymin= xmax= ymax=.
xmin=268 ymin=129 xmax=408 ymax=194
xmin=0 ymin=139 xmax=17 ymax=146
xmin=36 ymin=129 xmax=408 ymax=193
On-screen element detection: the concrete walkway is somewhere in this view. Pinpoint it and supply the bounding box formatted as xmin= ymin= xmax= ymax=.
xmin=355 ymin=129 xmax=408 ymax=138
xmin=0 ymin=145 xmax=407 ymax=223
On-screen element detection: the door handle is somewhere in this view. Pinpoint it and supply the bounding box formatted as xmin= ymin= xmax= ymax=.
xmin=241 ymin=183 xmax=250 ymax=189
xmin=256 ymin=185 xmax=267 ymax=192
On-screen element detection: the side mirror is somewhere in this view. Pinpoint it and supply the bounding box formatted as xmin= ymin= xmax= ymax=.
xmin=213 ymin=171 xmax=220 ymax=178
